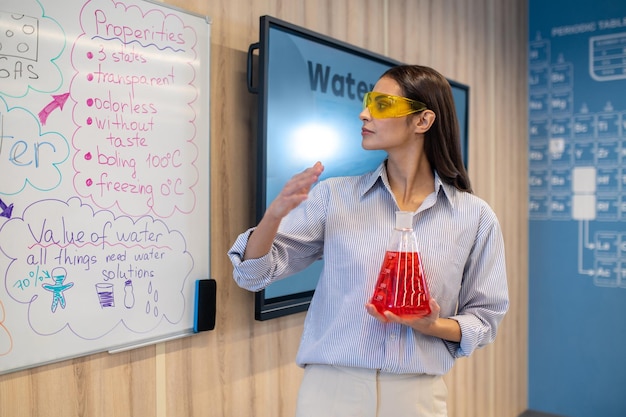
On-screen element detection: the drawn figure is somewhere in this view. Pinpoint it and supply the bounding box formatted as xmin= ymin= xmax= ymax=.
xmin=41 ymin=267 xmax=74 ymax=313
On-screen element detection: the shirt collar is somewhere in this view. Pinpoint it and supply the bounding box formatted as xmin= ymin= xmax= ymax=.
xmin=359 ymin=161 xmax=457 ymax=208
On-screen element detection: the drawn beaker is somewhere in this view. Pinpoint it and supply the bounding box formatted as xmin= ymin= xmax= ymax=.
xmin=95 ymin=283 xmax=115 ymax=308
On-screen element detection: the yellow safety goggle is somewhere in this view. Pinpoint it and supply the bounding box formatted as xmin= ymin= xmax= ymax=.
xmin=362 ymin=91 xmax=427 ymax=119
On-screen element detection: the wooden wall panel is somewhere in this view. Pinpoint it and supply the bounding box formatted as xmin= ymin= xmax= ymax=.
xmin=0 ymin=1 xmax=528 ymax=417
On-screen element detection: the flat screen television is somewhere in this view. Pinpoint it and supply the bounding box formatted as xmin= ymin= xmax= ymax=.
xmin=247 ymin=15 xmax=469 ymax=320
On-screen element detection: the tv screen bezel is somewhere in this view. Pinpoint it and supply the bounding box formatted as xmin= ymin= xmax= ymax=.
xmin=249 ymin=15 xmax=469 ymax=321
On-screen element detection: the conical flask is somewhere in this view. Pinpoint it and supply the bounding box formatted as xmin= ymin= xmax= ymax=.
xmin=369 ymin=211 xmax=431 ymax=317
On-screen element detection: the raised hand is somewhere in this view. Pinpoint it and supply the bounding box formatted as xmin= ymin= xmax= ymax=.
xmin=243 ymin=162 xmax=324 ymax=260
xmin=265 ymin=162 xmax=325 ymax=221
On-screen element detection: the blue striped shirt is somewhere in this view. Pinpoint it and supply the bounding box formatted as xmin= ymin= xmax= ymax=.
xmin=228 ymin=163 xmax=509 ymax=375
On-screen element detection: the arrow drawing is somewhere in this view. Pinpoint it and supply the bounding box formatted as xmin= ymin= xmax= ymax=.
xmin=38 ymin=92 xmax=70 ymax=126
xmin=0 ymin=198 xmax=12 ymax=219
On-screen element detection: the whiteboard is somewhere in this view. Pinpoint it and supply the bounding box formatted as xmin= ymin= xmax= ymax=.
xmin=0 ymin=0 xmax=211 ymax=374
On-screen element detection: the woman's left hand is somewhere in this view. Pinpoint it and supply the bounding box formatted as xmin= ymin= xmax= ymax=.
xmin=366 ymin=298 xmax=442 ymax=335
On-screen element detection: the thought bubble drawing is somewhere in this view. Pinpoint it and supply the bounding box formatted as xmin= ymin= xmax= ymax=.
xmin=70 ymin=0 xmax=201 ymax=218
xmin=0 ymin=197 xmax=193 ymax=340
xmin=0 ymin=96 xmax=70 ymax=195
xmin=0 ymin=299 xmax=13 ymax=356
xmin=0 ymin=2 xmax=65 ymax=97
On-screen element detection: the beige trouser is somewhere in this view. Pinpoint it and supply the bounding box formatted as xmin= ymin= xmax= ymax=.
xmin=295 ymin=364 xmax=448 ymax=417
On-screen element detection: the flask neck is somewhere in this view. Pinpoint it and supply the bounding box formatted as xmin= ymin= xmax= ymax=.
xmin=395 ymin=211 xmax=414 ymax=230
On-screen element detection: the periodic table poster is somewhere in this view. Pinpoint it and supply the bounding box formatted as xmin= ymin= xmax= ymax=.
xmin=528 ymin=2 xmax=626 ymax=416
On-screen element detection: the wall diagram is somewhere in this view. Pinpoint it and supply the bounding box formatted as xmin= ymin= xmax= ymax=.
xmin=529 ymin=33 xmax=626 ymax=289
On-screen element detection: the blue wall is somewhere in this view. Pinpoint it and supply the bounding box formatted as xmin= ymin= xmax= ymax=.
xmin=529 ymin=1 xmax=626 ymax=417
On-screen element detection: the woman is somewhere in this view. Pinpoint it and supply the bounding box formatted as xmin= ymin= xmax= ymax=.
xmin=228 ymin=65 xmax=509 ymax=417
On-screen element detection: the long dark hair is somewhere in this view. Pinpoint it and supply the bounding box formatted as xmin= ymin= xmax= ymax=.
xmin=381 ymin=65 xmax=472 ymax=193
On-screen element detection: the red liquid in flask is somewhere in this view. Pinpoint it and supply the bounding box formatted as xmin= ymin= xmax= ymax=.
xmin=370 ymin=250 xmax=431 ymax=317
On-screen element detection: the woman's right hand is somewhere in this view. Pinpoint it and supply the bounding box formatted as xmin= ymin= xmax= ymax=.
xmin=265 ymin=161 xmax=325 ymax=221
xmin=243 ymin=162 xmax=324 ymax=260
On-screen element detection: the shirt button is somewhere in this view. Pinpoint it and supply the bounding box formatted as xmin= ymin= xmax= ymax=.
xmin=389 ymin=334 xmax=397 ymax=340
